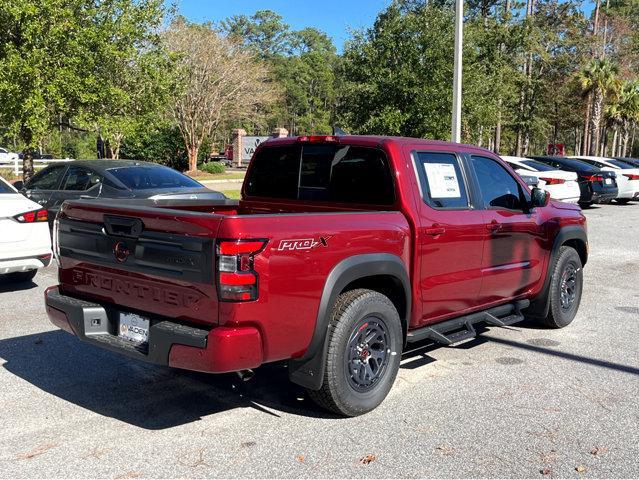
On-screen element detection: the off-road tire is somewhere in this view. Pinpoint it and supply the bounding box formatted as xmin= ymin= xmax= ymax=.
xmin=541 ymin=246 xmax=583 ymax=328
xmin=307 ymin=289 xmax=403 ymax=416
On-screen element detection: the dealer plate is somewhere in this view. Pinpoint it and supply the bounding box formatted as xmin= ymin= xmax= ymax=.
xmin=119 ymin=312 xmax=150 ymax=344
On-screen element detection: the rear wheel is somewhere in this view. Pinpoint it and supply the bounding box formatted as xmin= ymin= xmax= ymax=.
xmin=308 ymin=289 xmax=402 ymax=416
xmin=540 ymin=246 xmax=583 ymax=328
xmin=615 ymin=198 xmax=631 ymax=204
xmin=578 ymin=201 xmax=593 ymax=208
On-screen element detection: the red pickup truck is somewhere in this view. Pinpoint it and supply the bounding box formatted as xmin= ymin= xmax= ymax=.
xmin=45 ymin=135 xmax=587 ymax=416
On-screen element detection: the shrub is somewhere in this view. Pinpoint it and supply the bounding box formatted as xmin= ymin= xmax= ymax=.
xmin=200 ymin=161 xmax=226 ymax=174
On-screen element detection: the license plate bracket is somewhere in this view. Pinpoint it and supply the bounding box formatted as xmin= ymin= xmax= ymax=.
xmin=118 ymin=312 xmax=150 ymax=344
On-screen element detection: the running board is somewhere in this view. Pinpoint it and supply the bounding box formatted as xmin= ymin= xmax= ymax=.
xmin=406 ymin=300 xmax=529 ymax=346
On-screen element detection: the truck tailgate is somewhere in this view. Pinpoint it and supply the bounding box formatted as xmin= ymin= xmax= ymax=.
xmin=56 ymin=201 xmax=223 ymax=327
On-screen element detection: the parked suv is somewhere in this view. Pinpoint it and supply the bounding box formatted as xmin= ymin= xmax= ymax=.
xmin=45 ymin=136 xmax=588 ymax=416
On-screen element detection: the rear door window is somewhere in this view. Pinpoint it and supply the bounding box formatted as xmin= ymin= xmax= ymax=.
xmin=414 ymin=152 xmax=470 ymax=209
xmin=61 ymin=166 xmax=102 ymax=191
xmin=245 ymin=144 xmax=395 ymax=205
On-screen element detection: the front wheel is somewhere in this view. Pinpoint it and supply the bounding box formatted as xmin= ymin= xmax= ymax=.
xmin=541 ymin=246 xmax=583 ymax=328
xmin=615 ymin=198 xmax=631 ymax=205
xmin=308 ymin=289 xmax=403 ymax=416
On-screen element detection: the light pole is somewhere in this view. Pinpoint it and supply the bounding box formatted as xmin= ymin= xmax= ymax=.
xmin=451 ymin=0 xmax=464 ymax=143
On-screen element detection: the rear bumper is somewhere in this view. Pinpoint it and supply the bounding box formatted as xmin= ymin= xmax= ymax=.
xmin=591 ymin=190 xmax=618 ymax=203
xmin=44 ymin=286 xmax=263 ymax=373
xmin=0 ymin=253 xmax=52 ymax=275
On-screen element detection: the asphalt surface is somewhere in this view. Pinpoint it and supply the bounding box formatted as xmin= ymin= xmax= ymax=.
xmin=0 ymin=203 xmax=638 ymax=478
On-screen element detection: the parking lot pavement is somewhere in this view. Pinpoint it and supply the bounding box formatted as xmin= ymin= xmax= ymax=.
xmin=0 ymin=203 xmax=638 ymax=479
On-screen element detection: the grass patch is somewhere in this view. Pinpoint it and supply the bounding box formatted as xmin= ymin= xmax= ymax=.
xmin=224 ymin=189 xmax=241 ymax=199
xmin=0 ymin=169 xmax=19 ymax=181
xmin=188 ymin=172 xmax=245 ymax=181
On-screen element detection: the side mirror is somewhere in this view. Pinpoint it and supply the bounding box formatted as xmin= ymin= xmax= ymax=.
xmin=12 ymin=180 xmax=24 ymax=191
xmin=531 ymin=187 xmax=550 ymax=208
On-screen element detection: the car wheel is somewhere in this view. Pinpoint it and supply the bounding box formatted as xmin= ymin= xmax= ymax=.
xmin=308 ymin=289 xmax=403 ymax=417
xmin=540 ymin=246 xmax=583 ymax=328
xmin=7 ymin=270 xmax=37 ymax=283
xmin=615 ymin=198 xmax=631 ymax=204
xmin=578 ymin=201 xmax=593 ymax=208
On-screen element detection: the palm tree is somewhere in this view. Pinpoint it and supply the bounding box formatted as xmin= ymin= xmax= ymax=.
xmin=617 ymin=81 xmax=639 ymax=156
xmin=579 ymin=59 xmax=619 ymax=155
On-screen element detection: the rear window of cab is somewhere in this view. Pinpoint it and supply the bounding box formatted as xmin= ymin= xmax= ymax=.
xmin=245 ymin=144 xmax=396 ymax=205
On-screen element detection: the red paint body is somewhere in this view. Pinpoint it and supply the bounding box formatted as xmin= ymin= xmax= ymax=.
xmin=47 ymin=136 xmax=586 ymax=373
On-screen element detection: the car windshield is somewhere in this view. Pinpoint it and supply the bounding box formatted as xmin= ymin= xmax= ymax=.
xmin=607 ymin=159 xmax=635 ymax=169
xmin=0 ymin=179 xmax=16 ymax=194
xmin=107 ymin=165 xmax=202 ymax=190
xmin=521 ymin=159 xmax=555 ymax=172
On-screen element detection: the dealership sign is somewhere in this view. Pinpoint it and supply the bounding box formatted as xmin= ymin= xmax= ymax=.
xmin=243 ymin=136 xmax=270 ymax=161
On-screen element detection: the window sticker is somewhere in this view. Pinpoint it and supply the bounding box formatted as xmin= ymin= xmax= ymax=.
xmin=424 ymin=163 xmax=461 ymax=198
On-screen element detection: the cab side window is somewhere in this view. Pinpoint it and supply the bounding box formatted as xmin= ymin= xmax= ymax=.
xmin=28 ymin=165 xmax=67 ymax=190
xmin=415 ymin=152 xmax=470 ymax=209
xmin=62 ymin=166 xmax=101 ymax=191
xmin=471 ymin=155 xmax=525 ymax=210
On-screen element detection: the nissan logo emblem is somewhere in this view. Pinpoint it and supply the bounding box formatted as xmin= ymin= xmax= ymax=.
xmin=113 ymin=242 xmax=130 ymax=263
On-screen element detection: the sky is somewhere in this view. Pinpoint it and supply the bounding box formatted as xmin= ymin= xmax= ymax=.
xmin=173 ymin=0 xmax=392 ymax=50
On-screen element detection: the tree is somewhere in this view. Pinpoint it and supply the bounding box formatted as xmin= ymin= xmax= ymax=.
xmin=579 ymin=59 xmax=619 ymax=155
xmin=0 ymin=0 xmax=166 ymax=180
xmin=163 ymin=18 xmax=275 ymax=172
xmin=223 ymin=12 xmax=338 ymax=135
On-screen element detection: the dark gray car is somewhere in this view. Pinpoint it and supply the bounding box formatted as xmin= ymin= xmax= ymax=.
xmin=13 ymin=160 xmax=226 ymax=227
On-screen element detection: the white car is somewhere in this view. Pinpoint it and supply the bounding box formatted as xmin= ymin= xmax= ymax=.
xmin=501 ymin=156 xmax=581 ymax=203
xmin=0 ymin=175 xmax=52 ymax=282
xmin=570 ymin=156 xmax=639 ymax=204
xmin=0 ymin=147 xmax=19 ymax=163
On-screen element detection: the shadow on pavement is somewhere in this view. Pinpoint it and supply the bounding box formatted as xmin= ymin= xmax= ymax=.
xmin=3 ymin=323 xmax=636 ymax=430
xmin=0 ymin=330 xmax=336 ymax=430
xmin=0 ymin=278 xmax=38 ymax=293
xmin=485 ymin=335 xmax=639 ymax=376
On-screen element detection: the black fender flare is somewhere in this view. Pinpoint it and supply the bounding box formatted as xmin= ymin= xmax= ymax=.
xmin=526 ymin=225 xmax=588 ymax=318
xmin=288 ymin=253 xmax=411 ymax=390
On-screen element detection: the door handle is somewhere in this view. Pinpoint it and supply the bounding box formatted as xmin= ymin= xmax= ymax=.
xmin=425 ymin=225 xmax=446 ymax=236
xmin=486 ymin=220 xmax=502 ymax=232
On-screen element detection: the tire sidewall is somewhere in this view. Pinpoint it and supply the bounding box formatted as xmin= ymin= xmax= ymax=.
xmin=550 ymin=248 xmax=583 ymax=327
xmin=329 ymin=294 xmax=402 ymax=415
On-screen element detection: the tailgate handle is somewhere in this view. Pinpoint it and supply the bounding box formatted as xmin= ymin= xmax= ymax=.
xmin=103 ymin=215 xmax=144 ymax=238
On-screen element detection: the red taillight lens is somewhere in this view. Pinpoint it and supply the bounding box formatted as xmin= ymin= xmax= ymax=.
xmin=14 ymin=208 xmax=48 ymax=223
xmin=580 ymin=175 xmax=604 ymax=182
xmin=622 ymin=173 xmax=639 ymax=180
xmin=217 ymin=240 xmax=267 ymax=302
xmin=297 ymin=135 xmax=338 ymax=143
xmin=539 ymin=177 xmax=565 ymax=185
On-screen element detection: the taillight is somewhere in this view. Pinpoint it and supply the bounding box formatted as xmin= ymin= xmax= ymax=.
xmin=13 ymin=208 xmax=48 ymax=223
xmin=216 ymin=239 xmax=267 ymax=302
xmin=539 ymin=177 xmax=565 ymax=185
xmin=622 ymin=173 xmax=639 ymax=180
xmin=580 ymin=174 xmax=604 ymax=182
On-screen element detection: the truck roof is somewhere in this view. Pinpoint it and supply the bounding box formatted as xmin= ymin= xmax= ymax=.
xmin=261 ymin=135 xmax=497 ymax=155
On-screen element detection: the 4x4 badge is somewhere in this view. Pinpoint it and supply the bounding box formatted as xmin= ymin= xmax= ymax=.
xmin=278 ymin=236 xmax=332 ymax=251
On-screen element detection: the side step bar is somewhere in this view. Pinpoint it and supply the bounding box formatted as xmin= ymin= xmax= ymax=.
xmin=406 ymin=299 xmax=530 ymax=346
